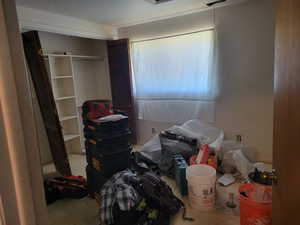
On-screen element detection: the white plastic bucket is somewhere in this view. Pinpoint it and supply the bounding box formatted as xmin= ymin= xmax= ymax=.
xmin=186 ymin=165 xmax=217 ymax=211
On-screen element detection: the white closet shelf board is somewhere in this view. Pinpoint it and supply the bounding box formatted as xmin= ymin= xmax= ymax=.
xmin=59 ymin=115 xmax=78 ymax=122
xmin=72 ymin=55 xmax=104 ymax=61
xmin=55 ymin=96 xmax=76 ymax=101
xmin=52 ymin=76 xmax=73 ymax=79
xmin=63 ymin=134 xmax=80 ymax=142
xmin=44 ymin=54 xmax=104 ymax=61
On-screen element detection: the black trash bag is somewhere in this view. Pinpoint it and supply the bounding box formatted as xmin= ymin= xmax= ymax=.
xmin=133 ymin=152 xmax=160 ymax=175
xmin=158 ymin=131 xmax=197 ymax=177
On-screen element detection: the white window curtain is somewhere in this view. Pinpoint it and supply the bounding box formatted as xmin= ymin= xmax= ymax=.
xmin=131 ymin=29 xmax=218 ymax=123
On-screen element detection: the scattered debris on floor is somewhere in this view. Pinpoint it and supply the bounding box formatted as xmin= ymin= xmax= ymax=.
xmin=46 ymin=106 xmax=273 ymax=225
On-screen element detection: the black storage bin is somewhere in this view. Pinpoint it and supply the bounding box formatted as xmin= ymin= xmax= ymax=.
xmin=86 ymin=165 xmax=108 ymax=198
xmin=89 ymin=149 xmax=132 ymax=178
xmin=85 ymin=138 xmax=132 ymax=151
xmin=85 ymin=140 xmax=132 ymax=165
xmin=83 ymin=100 xmax=133 ymax=196
xmin=84 ymin=130 xmax=132 ymax=145
xmin=84 ymin=126 xmax=131 ymax=140
xmin=82 ymin=100 xmax=113 ymax=122
xmin=84 ymin=117 xmax=129 ymax=133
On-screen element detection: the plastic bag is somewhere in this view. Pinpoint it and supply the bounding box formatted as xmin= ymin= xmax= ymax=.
xmin=140 ymin=135 xmax=162 ymax=163
xmin=253 ymin=162 xmax=272 ymax=173
xmin=220 ymin=140 xmax=257 ymax=162
xmin=169 ymin=120 xmax=224 ymax=149
xmin=140 ymin=120 xmax=224 ymax=164
xmin=221 ymin=149 xmax=254 ymax=179
xmin=232 ymin=150 xmax=254 ymax=179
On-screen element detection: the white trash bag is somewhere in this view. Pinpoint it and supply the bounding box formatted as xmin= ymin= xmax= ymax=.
xmin=139 ymin=120 xmax=224 ymax=164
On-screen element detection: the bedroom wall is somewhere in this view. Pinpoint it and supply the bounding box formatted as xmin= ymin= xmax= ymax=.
xmin=118 ymin=0 xmax=275 ymax=162
xmin=33 ymin=31 xmax=112 ymax=165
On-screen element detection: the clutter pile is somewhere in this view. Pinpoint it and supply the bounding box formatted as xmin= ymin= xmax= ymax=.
xmin=97 ymin=168 xmax=192 ymax=225
xmin=83 ymin=116 xmax=273 ymax=225
xmin=82 ymin=100 xmax=133 ymax=197
xmin=134 ymin=119 xmax=273 ymax=224
xmin=136 ymin=120 xmax=224 ymax=175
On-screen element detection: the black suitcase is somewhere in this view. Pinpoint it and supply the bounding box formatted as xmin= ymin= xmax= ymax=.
xmin=86 ymin=165 xmax=108 ymax=198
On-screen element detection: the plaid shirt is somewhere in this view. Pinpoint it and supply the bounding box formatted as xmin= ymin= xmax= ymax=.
xmin=99 ymin=170 xmax=141 ymax=225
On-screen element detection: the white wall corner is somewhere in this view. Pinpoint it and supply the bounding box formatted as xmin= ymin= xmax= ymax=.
xmin=16 ymin=6 xmax=117 ymax=40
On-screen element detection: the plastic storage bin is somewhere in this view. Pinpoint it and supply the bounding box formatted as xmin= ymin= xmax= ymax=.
xmin=239 ymin=184 xmax=272 ymax=225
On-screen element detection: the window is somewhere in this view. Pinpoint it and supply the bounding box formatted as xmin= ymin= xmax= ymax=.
xmin=131 ymin=29 xmax=217 ymax=123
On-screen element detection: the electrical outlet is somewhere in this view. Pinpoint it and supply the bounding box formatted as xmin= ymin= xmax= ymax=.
xmin=236 ymin=134 xmax=242 ymax=142
xmin=151 ymin=128 xmax=156 ymax=134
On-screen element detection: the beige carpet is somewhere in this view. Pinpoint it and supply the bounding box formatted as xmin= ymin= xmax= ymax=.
xmin=45 ymin=154 xmax=240 ymax=225
xmin=48 ymin=197 xmax=98 ymax=225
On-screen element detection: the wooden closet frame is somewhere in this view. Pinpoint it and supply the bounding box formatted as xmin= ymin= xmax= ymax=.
xmin=1 ymin=1 xmax=117 ymax=225
xmin=0 ymin=0 xmax=48 ymax=225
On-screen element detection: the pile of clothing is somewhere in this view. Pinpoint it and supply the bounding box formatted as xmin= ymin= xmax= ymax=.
xmin=97 ymin=168 xmax=193 ymax=225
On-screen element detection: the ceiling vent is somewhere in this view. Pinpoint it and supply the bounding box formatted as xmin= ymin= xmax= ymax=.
xmin=145 ymin=0 xmax=174 ymax=4
xmin=206 ymin=0 xmax=227 ymax=7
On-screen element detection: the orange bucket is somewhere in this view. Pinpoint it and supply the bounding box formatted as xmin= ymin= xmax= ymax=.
xmin=239 ymin=184 xmax=272 ymax=225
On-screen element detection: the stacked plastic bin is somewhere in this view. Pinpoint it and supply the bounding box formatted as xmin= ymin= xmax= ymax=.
xmin=82 ymin=100 xmax=132 ymax=197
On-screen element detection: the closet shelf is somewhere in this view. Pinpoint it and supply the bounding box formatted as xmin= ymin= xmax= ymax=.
xmin=52 ymin=76 xmax=73 ymax=79
xmin=72 ymin=55 xmax=104 ymax=61
xmin=55 ymin=96 xmax=75 ymax=101
xmin=63 ymin=134 xmax=80 ymax=142
xmin=44 ymin=53 xmax=104 ymax=61
xmin=60 ymin=115 xmax=78 ymax=122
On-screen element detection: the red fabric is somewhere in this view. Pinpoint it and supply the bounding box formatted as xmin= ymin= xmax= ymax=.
xmin=189 ymin=155 xmax=198 ymax=165
xmin=51 ymin=176 xmax=87 ymax=191
xmin=87 ymin=102 xmax=113 ymax=120
xmin=64 ymin=176 xmax=86 ymax=183
xmin=190 ymin=145 xmax=217 ymax=168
